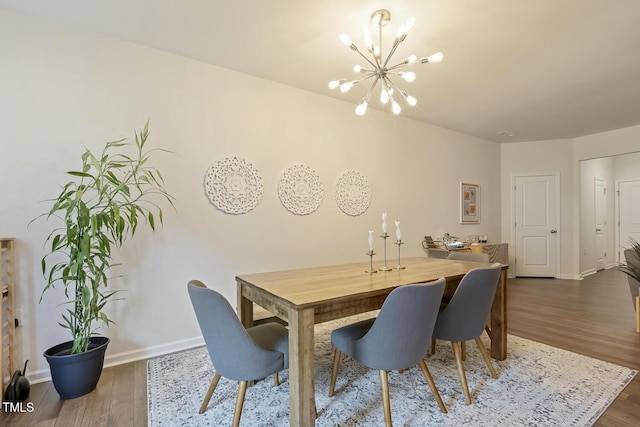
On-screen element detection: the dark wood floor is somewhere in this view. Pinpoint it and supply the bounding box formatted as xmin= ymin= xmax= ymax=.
xmin=2 ymin=268 xmax=639 ymax=426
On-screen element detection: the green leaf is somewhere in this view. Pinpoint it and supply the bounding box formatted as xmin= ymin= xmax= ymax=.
xmin=67 ymin=171 xmax=94 ymax=178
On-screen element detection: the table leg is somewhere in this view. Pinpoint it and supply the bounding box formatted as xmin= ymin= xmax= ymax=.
xmin=237 ymin=282 xmax=254 ymax=328
xmin=490 ymin=269 xmax=508 ymax=360
xmin=288 ymin=307 xmax=316 ymax=426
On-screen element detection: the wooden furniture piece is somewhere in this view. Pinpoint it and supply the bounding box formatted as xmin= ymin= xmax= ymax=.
xmin=469 ymin=243 xmax=508 ymax=264
xmin=236 ymin=257 xmax=508 ymax=427
xmin=429 ymin=243 xmax=508 ymax=264
xmin=1 ymin=238 xmax=16 ymax=396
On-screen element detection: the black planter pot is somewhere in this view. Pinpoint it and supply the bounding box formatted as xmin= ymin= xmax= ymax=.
xmin=44 ymin=336 xmax=110 ymax=400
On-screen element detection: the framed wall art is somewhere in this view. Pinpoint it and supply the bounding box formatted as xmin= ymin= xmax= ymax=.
xmin=460 ymin=182 xmax=480 ymax=223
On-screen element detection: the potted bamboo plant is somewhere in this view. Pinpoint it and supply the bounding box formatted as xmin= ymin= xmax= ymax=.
xmin=35 ymin=122 xmax=174 ymax=399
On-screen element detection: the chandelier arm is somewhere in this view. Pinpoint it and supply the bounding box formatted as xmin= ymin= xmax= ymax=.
xmin=384 ymin=77 xmax=415 ymax=106
xmin=351 ymin=45 xmax=379 ymax=69
xmin=382 ymin=76 xmax=397 ymax=92
xmin=382 ymin=39 xmax=402 ymax=68
xmin=384 ymin=77 xmax=404 ymax=94
xmin=374 ymin=21 xmax=384 ymax=69
xmin=357 ymin=73 xmax=377 ymax=86
xmin=387 ymin=61 xmax=413 ymax=71
xmin=365 ymin=75 xmax=381 ymax=100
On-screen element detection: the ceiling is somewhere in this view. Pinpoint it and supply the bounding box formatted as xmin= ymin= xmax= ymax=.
xmin=2 ymin=0 xmax=640 ymax=143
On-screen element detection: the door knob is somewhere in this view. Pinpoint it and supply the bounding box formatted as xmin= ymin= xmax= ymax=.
xmin=550 ymin=229 xmax=557 ymax=234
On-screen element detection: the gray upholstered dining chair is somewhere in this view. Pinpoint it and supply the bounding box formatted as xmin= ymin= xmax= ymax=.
xmin=623 ymin=249 xmax=640 ymax=332
xmin=328 ymin=278 xmax=448 ymax=426
xmin=447 ymin=251 xmax=490 ymax=263
xmin=431 ymin=263 xmax=502 ymax=405
xmin=187 ymin=280 xmax=289 ymax=427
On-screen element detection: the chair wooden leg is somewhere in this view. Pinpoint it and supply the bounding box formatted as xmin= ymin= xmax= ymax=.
xmin=461 ymin=341 xmax=466 ymax=361
xmin=419 ymin=359 xmax=447 ymax=413
xmin=198 ymin=372 xmax=221 ymax=414
xmin=431 ymin=337 xmax=436 ymax=355
xmin=329 ymin=349 xmax=342 ymax=397
xmin=232 ymin=381 xmax=248 ymax=427
xmin=452 ymin=341 xmax=472 ymax=404
xmin=274 ymin=372 xmax=280 ymax=386
xmin=379 ymin=370 xmax=392 ymax=427
xmin=475 ymin=336 xmax=498 ymax=378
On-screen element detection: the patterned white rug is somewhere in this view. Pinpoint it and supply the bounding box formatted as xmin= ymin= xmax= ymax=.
xmin=148 ymin=313 xmax=636 ymax=426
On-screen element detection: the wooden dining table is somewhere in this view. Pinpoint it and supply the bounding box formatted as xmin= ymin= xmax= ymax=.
xmin=236 ymin=256 xmax=508 ymax=427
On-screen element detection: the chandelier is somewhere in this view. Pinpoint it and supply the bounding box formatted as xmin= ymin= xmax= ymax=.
xmin=329 ymin=9 xmax=443 ymax=116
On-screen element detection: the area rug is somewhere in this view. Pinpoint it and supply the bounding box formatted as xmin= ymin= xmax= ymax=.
xmin=148 ymin=313 xmax=636 ymax=426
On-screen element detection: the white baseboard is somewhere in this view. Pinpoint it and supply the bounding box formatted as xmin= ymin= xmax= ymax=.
xmin=28 ymin=336 xmax=205 ymax=385
xmin=579 ymin=269 xmax=597 ymax=279
xmin=561 ymin=273 xmax=584 ymax=280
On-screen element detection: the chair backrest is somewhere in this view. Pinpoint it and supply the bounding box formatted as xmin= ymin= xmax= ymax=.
xmin=187 ymin=280 xmax=284 ymax=381
xmin=447 ymin=251 xmax=490 ymax=263
xmin=623 ymin=249 xmax=640 ymax=309
xmin=433 ymin=263 xmax=502 ymax=342
xmin=354 ymin=278 xmax=446 ymax=371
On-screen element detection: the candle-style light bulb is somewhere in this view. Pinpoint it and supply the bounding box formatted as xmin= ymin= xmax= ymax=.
xmin=392 ymin=101 xmax=401 ymax=115
xmin=328 ymin=80 xmax=340 ymax=89
xmin=428 ymin=52 xmax=444 ymax=62
xmin=406 ymin=95 xmax=417 ymax=106
xmin=404 ymin=17 xmax=416 ymax=33
xmin=340 ymin=82 xmax=354 ymax=93
xmin=340 ymin=33 xmax=352 ymax=46
xmin=399 ymin=71 xmax=416 ymax=82
xmin=380 ymin=87 xmax=389 ymax=104
xmin=355 ymin=100 xmax=368 ymax=116
xmin=363 ymin=25 xmax=372 ymax=48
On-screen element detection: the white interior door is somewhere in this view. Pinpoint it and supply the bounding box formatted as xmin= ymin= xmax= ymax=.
xmin=618 ymin=179 xmax=640 ymax=260
xmin=594 ymin=177 xmax=606 ymax=271
xmin=514 ymin=174 xmax=559 ymax=277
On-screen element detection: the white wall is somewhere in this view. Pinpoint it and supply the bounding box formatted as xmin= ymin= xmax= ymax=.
xmin=500 ymin=125 xmax=640 ymax=279
xmin=572 ymin=125 xmax=640 ymax=275
xmin=613 ymin=151 xmax=640 ymax=179
xmin=579 ymin=157 xmax=615 ymax=275
xmin=0 ymin=11 xmax=502 ymax=381
xmin=500 ymin=139 xmax=575 ymax=278
xmin=579 ymin=152 xmax=640 ymax=275
xmin=573 ymin=125 xmax=640 ymax=160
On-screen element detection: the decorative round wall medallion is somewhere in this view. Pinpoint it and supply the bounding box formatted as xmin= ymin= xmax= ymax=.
xmin=204 ymin=156 xmax=263 ymax=215
xmin=278 ymin=164 xmax=324 ymax=215
xmin=335 ymin=169 xmax=371 ymax=216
